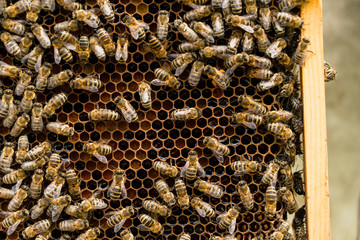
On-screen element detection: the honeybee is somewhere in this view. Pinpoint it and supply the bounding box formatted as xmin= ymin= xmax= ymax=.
xmin=229 ymin=0 xmax=242 ymax=14
xmin=265 ymin=110 xmax=293 ymax=123
xmin=70 ymin=75 xmax=102 ymax=92
xmin=274 ymin=12 xmax=303 ymax=29
xmin=324 ymin=61 xmax=337 ymax=82
xmin=89 ymin=108 xmax=120 ymax=121
xmin=279 ymin=163 xmax=293 ymax=190
xmin=98 ymin=0 xmax=114 ymax=22
xmin=0 ymin=32 xmax=21 ymax=58
xmin=51 ymin=36 xmax=73 ymax=64
xmin=280 ymin=187 xmax=298 ymax=214
xmin=146 ymin=34 xmax=168 ymax=60
xmin=107 ymin=170 xmax=127 ymax=200
xmin=21 ymin=154 xmax=47 ymax=171
xmin=276 ymin=52 xmax=294 ymax=70
xmin=143 ymin=200 xmax=171 ymax=217
xmin=293 ymin=170 xmax=305 ymax=195
xmin=57 ymin=0 xmax=82 ymax=11
xmin=265 ymin=177 xmax=278 ymax=218
xmin=257 ymin=72 xmax=286 ymax=91
xmin=121 ymin=14 xmax=149 ymax=41
xmin=64 ymin=204 xmax=87 ymax=219
xmin=267 ymin=122 xmax=294 ymax=141
xmin=26 ymin=0 xmax=41 ymax=22
xmin=44 ymin=172 xmax=66 ymax=201
xmin=3 ymin=0 xmax=30 ymax=18
xmin=0 ymin=186 xmax=15 ymax=199
xmin=97 ymin=28 xmax=116 ymax=56
xmin=0 ymin=0 xmax=6 ymax=13
xmin=135 ymin=81 xmax=152 ymax=110
xmin=232 ymin=112 xmax=263 ymax=129
xmin=15 ymin=135 xmax=29 ymax=164
xmin=22 ymin=46 xmax=44 ymax=72
xmin=42 ymin=93 xmax=68 ymax=118
xmin=58 ymin=31 xmax=79 ymax=47
xmin=79 ymin=191 xmax=107 ymax=213
xmin=217 ymin=206 xmax=241 ymax=233
xmin=224 ymin=52 xmax=250 ymax=76
xmin=227 ymin=30 xmax=242 ymax=55
xmin=26 ymin=141 xmax=51 ymax=162
xmin=54 ymin=19 xmax=79 ymax=32
xmin=46 ymin=122 xmax=74 ymax=136
xmin=106 ymin=206 xmax=134 ymax=232
xmin=170 ymin=107 xmax=201 ymax=121
xmin=10 ymin=113 xmax=30 ymax=137
xmin=292 ymin=38 xmax=310 ymax=66
xmin=47 ymin=194 xmax=71 ymax=222
xmin=279 ymin=0 xmax=305 ymax=12
xmin=194 ymin=179 xmax=224 ymax=198
xmin=230 ymin=156 xmax=262 ymax=176
xmin=225 ymin=14 xmax=254 ymax=33
xmin=47 ymin=69 xmax=73 ymax=90
xmin=65 ymin=169 xmax=81 ymax=200
xmin=190 ymin=21 xmax=215 ymax=43
xmin=77 ymin=35 xmax=90 ymax=63
xmin=114 ymin=95 xmax=138 ymax=123
xmin=293 ymin=205 xmax=306 ymax=232
xmin=45 ymin=153 xmax=63 ymax=181
xmin=153 ymin=161 xmax=178 ymax=178
xmin=0 ymin=142 xmax=14 ymax=173
xmin=59 ymin=219 xmax=89 ymax=232
xmin=8 ymin=185 xmax=28 ymax=211
xmin=244 ymin=0 xmax=257 ymax=15
xmin=174 ymin=19 xmax=199 ymax=42
xmin=14 ymin=69 xmax=32 ymax=96
xmin=83 ymin=142 xmax=113 ymax=163
xmin=238 ymin=95 xmax=268 ymax=115
xmin=89 ymin=36 xmax=106 ymax=61
xmin=31 ymin=24 xmax=51 ymax=49
xmin=261 ymin=161 xmax=280 ymax=185
xmin=18 ymin=33 xmax=34 ymax=61
xmin=201 ymin=45 xmax=228 ymax=60
xmin=119 ymin=229 xmax=135 ymax=240
xmin=283 ymin=232 xmax=295 ymax=240
xmin=259 ymin=6 xmax=271 ymax=31
xmin=155 ymin=179 xmax=176 ymax=206
xmin=22 ymin=219 xmax=51 ymax=239
xmin=204 ymin=65 xmax=230 ymax=90
xmin=180 ymin=151 xmax=205 ymax=180
xmin=242 ymin=32 xmax=255 ymax=53
xmin=183 ymin=4 xmax=213 ymax=22
xmin=0 ymin=89 xmax=14 ymax=116
xmin=35 ymin=63 xmax=52 ymax=92
xmin=29 ymin=169 xmax=44 ymax=199
xmin=115 ymin=33 xmax=128 ymax=63
xmin=237 ymin=180 xmax=253 ymax=210
xmin=211 ymin=12 xmax=224 ymax=39
xmin=270 ymin=220 xmax=291 ymax=240
xmin=203 ymin=136 xmax=230 ymax=163
xmin=138 ymin=214 xmax=164 ymax=234
xmin=253 ymin=25 xmax=270 ymax=52
xmin=191 ymin=197 xmax=215 ymax=217
xmin=188 ymin=60 xmax=204 ymax=87
xmin=72 ymin=9 xmax=101 ymax=28
xmin=0 ymin=209 xmax=29 ymax=235
xmin=41 ymin=0 xmax=55 ymax=11
xmin=174 ymin=178 xmax=190 ymax=209
xmin=20 ymin=85 xmax=36 ymax=113
xmin=157 ymin=10 xmax=169 ymax=41
xmin=247 ymin=54 xmax=273 ymax=69
xmin=76 ymin=228 xmax=101 ymax=240
xmin=30 ymin=197 xmax=50 ymax=219
xmin=1 ymin=18 xmax=26 ymax=36
xmin=3 ymin=100 xmax=20 ymax=128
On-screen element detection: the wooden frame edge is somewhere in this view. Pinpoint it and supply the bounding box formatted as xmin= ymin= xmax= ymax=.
xmin=301 ymin=0 xmax=331 ymax=239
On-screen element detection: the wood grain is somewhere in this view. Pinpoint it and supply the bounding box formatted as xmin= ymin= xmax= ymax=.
xmin=301 ymin=0 xmax=331 ymax=239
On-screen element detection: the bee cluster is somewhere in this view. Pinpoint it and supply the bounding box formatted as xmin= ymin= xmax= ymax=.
xmin=0 ymin=0 xmax=314 ymax=239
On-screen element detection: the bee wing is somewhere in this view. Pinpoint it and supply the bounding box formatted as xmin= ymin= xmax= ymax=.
xmin=229 ymin=217 xmax=237 ymax=234
xmin=213 ymin=18 xmax=222 ymax=32
xmin=82 ymin=86 xmax=100 ymax=92
xmin=93 ymin=153 xmax=107 ymax=163
xmin=202 ymin=34 xmax=215 ymax=44
xmin=140 ymin=87 xmax=150 ymax=104
xmin=212 ymin=149 xmax=224 ymax=163
xmin=120 ymin=109 xmax=132 ymax=123
xmin=50 ymin=0 xmax=56 ymax=11
xmin=239 ymin=24 xmax=254 ymax=33
xmin=180 ymin=161 xmax=190 ymax=177
xmin=11 ymin=35 xmax=22 ymax=42
xmin=242 ymin=121 xmax=257 ymax=129
xmin=22 ymin=49 xmax=35 ymax=64
xmin=35 ymin=55 xmax=42 ymax=73
xmin=167 ymin=53 xmax=184 ymax=60
xmin=195 ymin=206 xmax=206 ymax=218
xmin=189 ymin=3 xmax=201 ymax=9
xmin=0 ymin=211 xmax=14 ymax=217
xmin=196 ymin=162 xmax=205 ymax=177
xmin=258 ymin=80 xmax=275 ymax=91
xmin=270 ymin=171 xmax=278 ymax=187
xmin=136 ymin=20 xmax=149 ymax=30
xmin=11 ymin=180 xmax=22 ymax=193
xmin=105 ymin=210 xmax=123 ymax=217
xmin=101 ymin=2 xmax=112 ymax=15
xmin=225 ymin=64 xmax=239 ymax=77
xmin=216 ymin=212 xmax=227 ymax=221
xmin=63 ymin=42 xmax=77 ymax=51
xmin=138 ymin=224 xmax=150 ymax=232
xmin=266 ymin=42 xmax=281 ymax=58
xmin=174 ymin=62 xmax=189 ymax=77
xmin=84 ymin=20 xmax=99 ymax=28
xmin=54 ymin=47 xmax=61 ymax=64
xmin=128 ymin=26 xmax=139 ymax=40
xmin=273 ymin=18 xmax=284 ymax=31
xmin=114 ymin=219 xmax=126 ymax=233
xmin=115 ymin=39 xmax=128 ymax=61
xmin=51 ymin=207 xmax=63 ymax=222
xmin=107 ymin=180 xmax=116 ymax=197
xmin=0 ymin=61 xmax=11 ymax=67
xmin=89 ymin=190 xmax=101 ymax=200
xmin=121 ymin=181 xmax=127 ymax=198
xmin=151 ymin=79 xmax=168 ymax=86
xmin=54 ymin=184 xmax=63 ymax=199
xmin=222 ymin=0 xmax=230 ymax=8
xmin=7 ymin=220 xmax=21 ymax=235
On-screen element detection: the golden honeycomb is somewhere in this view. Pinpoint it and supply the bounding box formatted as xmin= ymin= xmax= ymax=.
xmin=0 ymin=0 xmax=305 ymax=239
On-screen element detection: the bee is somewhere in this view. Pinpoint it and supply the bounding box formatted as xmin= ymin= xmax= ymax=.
xmin=47 ymin=69 xmax=73 ymax=90
xmin=191 ymin=197 xmax=215 ymax=217
xmin=279 ymin=163 xmax=293 ymax=190
xmin=42 ymin=93 xmax=68 ymax=118
xmin=253 ymin=25 xmax=270 ymax=52
xmin=151 ymin=64 xmax=182 ymax=89
xmin=259 ymin=6 xmax=272 ymax=31
xmin=194 ymin=179 xmax=224 ymax=198
xmin=279 ymin=0 xmax=306 ymax=12
xmin=225 ymin=14 xmax=254 ymax=33
xmin=21 ymin=154 xmax=47 ymax=171
xmin=227 ymin=30 xmax=242 ymax=55
xmin=46 ymin=122 xmax=74 ymax=136
xmin=244 ymin=0 xmax=257 ymax=15
xmin=143 ymin=200 xmax=171 ymax=217
xmin=217 ymin=206 xmax=241 ymax=233
xmin=274 ymin=12 xmax=303 ymax=29
xmin=203 ymin=136 xmax=230 ymax=163
xmin=257 ymin=72 xmax=286 ymax=91
xmin=14 ymin=69 xmax=32 ymax=96
xmin=0 ymin=0 xmax=6 ymax=14
xmin=51 ymin=36 xmax=73 ymax=64
xmin=0 ymin=32 xmax=21 ymax=58
xmin=58 ymin=31 xmax=79 ymax=47
xmin=267 ymin=122 xmax=294 ymax=141
xmin=293 ymin=170 xmax=305 ymax=195
xmin=121 ymin=14 xmax=149 ymax=41
xmin=26 ymin=0 xmax=41 ymax=22
xmin=230 ymin=0 xmax=242 ymax=14
xmin=72 ymin=9 xmax=101 ymax=28
xmin=31 ymin=24 xmax=51 ymax=49
xmin=2 ymin=100 xmax=20 ymax=129
xmin=64 ymin=204 xmax=87 ymax=219
xmin=210 ymin=12 xmax=224 ymax=39
xmin=76 ymin=228 xmax=101 ymax=240
xmin=146 ymin=34 xmax=168 ymax=60
xmin=15 ymin=135 xmax=29 ymax=164
xmin=45 ymin=153 xmax=63 ymax=181
xmin=201 ymin=45 xmax=228 ymax=60
xmin=242 ymin=32 xmax=255 ymax=53
xmin=265 ymin=110 xmax=293 ymax=123
xmin=26 ymin=141 xmax=51 ymax=161
xmin=188 ymin=60 xmax=205 ymax=87
xmin=179 ymin=233 xmax=191 ymax=240
xmin=90 ymin=36 xmax=106 ymax=61
xmin=83 ymin=142 xmax=113 ymax=163
xmin=324 ymin=61 xmax=337 ymax=82
xmin=0 ymin=186 xmax=15 ymax=199
xmin=292 ymin=38 xmax=310 ymax=66
xmin=114 ymin=95 xmax=138 ymax=123
xmin=3 ymin=0 xmax=30 ymax=18
xmin=30 ymin=197 xmax=50 ymax=219
xmin=0 ymin=142 xmax=14 ymax=173
xmin=266 ymin=38 xmax=287 ymax=59
xmin=96 ymin=28 xmax=116 ymax=57
xmin=115 ymin=33 xmax=128 ymax=63
xmin=35 ymin=63 xmax=52 ymax=92
xmin=203 ymin=65 xmax=230 ymax=90
xmin=47 ymin=194 xmax=71 ymax=222
xmin=29 ymin=169 xmax=44 ymax=199
xmin=183 ymin=4 xmax=212 ymax=22
xmin=22 ymin=219 xmax=51 ymax=239
xmin=8 ymin=185 xmax=28 ymax=211
xmin=224 ymin=52 xmax=250 ymax=76
xmin=293 ymin=205 xmax=306 ymax=232
xmin=174 ymin=19 xmax=199 ymax=42
xmin=22 ymin=46 xmax=44 ymax=72
xmin=190 ymin=21 xmax=215 ymax=43
xmin=232 ymin=112 xmax=263 ymax=129
xmin=0 ymin=209 xmax=29 ymax=235
xmin=157 ymin=10 xmax=169 ymax=41
xmin=170 ymin=107 xmax=201 ymax=121
xmin=65 ymin=169 xmax=81 ymax=200
xmin=265 ymin=176 xmax=278 ymax=218
xmin=230 ymin=156 xmax=262 ymax=176
xmin=261 ymin=161 xmax=280 ymax=185
xmin=174 ymin=178 xmax=190 ymax=209
xmin=119 ymin=229 xmax=135 ymax=240
xmin=44 ymin=172 xmax=66 ymax=200
xmin=16 ymin=32 xmax=34 ymax=60
xmin=41 ymin=0 xmax=55 ymax=11
xmin=277 ymin=52 xmax=294 ymax=70
xmin=10 ymin=113 xmax=30 ymax=137
xmin=136 ymin=81 xmax=152 ymax=110
xmin=57 ymin=0 xmax=82 ymax=11
xmin=280 ymin=187 xmax=298 ymax=214
xmin=106 ymin=206 xmax=134 ymax=232
xmin=270 ymin=220 xmax=291 ymax=240
xmin=138 ymin=214 xmax=164 ymax=234
xmin=70 ymin=75 xmax=102 ymax=92
xmin=155 ymin=179 xmax=176 ymax=206
xmin=283 ymin=233 xmax=295 ymax=240
xmin=0 ymin=61 xmax=20 ymax=78
xmin=248 ymin=67 xmax=273 ymax=80
xmin=76 ymin=35 xmax=90 ymax=63
xmin=1 ymin=18 xmax=26 ymax=36
xmin=0 ymin=89 xmax=14 ymax=118
xmin=153 ymin=161 xmax=178 ymax=178
xmin=54 ymin=19 xmax=79 ymax=32
xmin=59 ymin=219 xmax=89 ymax=232
xmin=20 ymin=85 xmax=36 ymax=113
xmin=107 ymin=170 xmax=127 ymax=200
xmin=89 ymin=108 xmax=120 ymax=121
xmin=237 ymin=181 xmax=253 ymax=210
xmin=98 ymin=0 xmax=114 ymax=22
xmin=180 ymin=150 xmax=204 ymax=180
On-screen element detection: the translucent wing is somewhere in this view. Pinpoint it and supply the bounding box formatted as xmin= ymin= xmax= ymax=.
xmin=121 ymin=181 xmax=127 ymax=198
xmin=258 ymin=80 xmax=275 ymax=91
xmin=202 ymin=34 xmax=215 ymax=44
xmin=121 ymin=109 xmax=132 ymax=123
xmin=114 ymin=219 xmax=126 ymax=232
xmin=84 ymin=19 xmax=99 ymax=28
xmin=0 ymin=211 xmax=14 ymax=217
xmin=105 ymin=210 xmax=123 ymax=217
xmin=225 ymin=64 xmax=238 ymax=77
xmin=229 ymin=218 xmax=237 ymax=234
xmin=93 ymin=153 xmax=107 ymax=163
xmin=214 ymin=18 xmax=222 ymax=32
xmin=175 ymin=62 xmax=189 ymax=76
xmin=216 ymin=211 xmax=227 ymax=221
xmin=0 ymin=61 xmax=11 ymax=67
xmin=212 ymin=149 xmax=224 ymax=163
xmin=11 ymin=35 xmax=22 ymax=42
xmin=273 ymin=18 xmax=284 ymax=31
xmin=35 ymin=55 xmax=42 ymax=72
xmin=189 ymin=3 xmax=201 ymax=9
xmin=222 ymin=0 xmax=230 ymax=8
xmin=151 ymin=79 xmax=168 ymax=86
xmin=167 ymin=53 xmax=184 ymax=60
xmin=22 ymin=49 xmax=35 ymax=63
xmin=63 ymin=42 xmax=77 ymax=51
xmin=89 ymin=190 xmax=101 ymax=200
xmin=266 ymin=42 xmax=281 ymax=58
xmin=52 ymin=208 xmax=63 ymax=222
xmin=101 ymin=2 xmax=112 ymax=15
xmin=140 ymin=87 xmax=150 ymax=104
xmin=242 ymin=121 xmax=257 ymax=129
xmin=54 ymin=184 xmax=63 ymax=199
xmin=195 ymin=206 xmax=206 ymax=218
xmin=214 ymin=79 xmax=228 ymax=90
xmin=128 ymin=26 xmax=139 ymax=40
xmin=115 ymin=40 xmax=122 ymax=61
xmin=82 ymin=86 xmax=100 ymax=92
xmin=196 ymin=162 xmax=205 ymax=177
xmin=240 ymin=24 xmax=254 ymax=33
xmin=270 ymin=171 xmax=278 ymax=187
xmin=138 ymin=224 xmax=150 ymax=231
xmin=136 ymin=20 xmax=149 ymax=30
xmin=180 ymin=161 xmax=190 ymax=177
xmin=54 ymin=47 xmax=61 ymax=64
xmin=107 ymin=180 xmax=116 ymax=197
xmin=7 ymin=220 xmax=21 ymax=235
xmin=12 ymin=180 xmax=22 ymax=193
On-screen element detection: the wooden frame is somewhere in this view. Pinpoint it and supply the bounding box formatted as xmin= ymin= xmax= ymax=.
xmin=301 ymin=0 xmax=331 ymax=239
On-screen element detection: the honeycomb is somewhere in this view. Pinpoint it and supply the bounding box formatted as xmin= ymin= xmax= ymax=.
xmin=0 ymin=0 xmax=306 ymax=239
